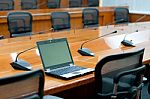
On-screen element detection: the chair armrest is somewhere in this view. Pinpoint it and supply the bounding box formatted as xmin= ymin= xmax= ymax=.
xmin=114 ymin=65 xmax=145 ymax=84
xmin=97 ymin=91 xmax=129 ymax=99
xmin=97 ymin=66 xmax=145 ymax=99
xmin=112 ymin=65 xmax=145 ymax=97
xmin=97 ymin=92 xmax=114 ymax=98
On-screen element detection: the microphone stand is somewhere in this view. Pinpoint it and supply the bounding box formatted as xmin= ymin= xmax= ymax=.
xmin=10 ymin=46 xmax=36 ymax=71
xmin=134 ymin=15 xmax=147 ymax=32
xmin=33 ymin=28 xmax=53 ymax=34
xmin=29 ymin=28 xmax=53 ymax=40
xmin=106 ymin=19 xmax=125 ymax=28
xmin=121 ymin=34 xmax=135 ymax=47
xmin=121 ymin=15 xmax=147 ymax=47
xmin=78 ymin=31 xmax=117 ymax=56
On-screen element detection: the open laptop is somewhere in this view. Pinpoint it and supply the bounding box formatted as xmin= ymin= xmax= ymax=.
xmin=36 ymin=38 xmax=94 ymax=79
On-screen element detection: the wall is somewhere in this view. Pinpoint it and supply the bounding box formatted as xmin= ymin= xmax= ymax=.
xmin=101 ymin=0 xmax=150 ymax=12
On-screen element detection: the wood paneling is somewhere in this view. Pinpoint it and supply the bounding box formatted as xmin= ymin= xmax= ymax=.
xmin=129 ymin=13 xmax=150 ymax=22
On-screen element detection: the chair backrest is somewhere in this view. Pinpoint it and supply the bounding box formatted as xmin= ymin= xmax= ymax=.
xmin=69 ymin=0 xmax=82 ymax=8
xmin=0 ymin=69 xmax=44 ymax=99
xmin=87 ymin=0 xmax=99 ymax=7
xmin=95 ymin=48 xmax=145 ymax=96
xmin=7 ymin=12 xmax=33 ymax=37
xmin=82 ymin=8 xmax=99 ymax=28
xmin=51 ymin=12 xmax=71 ymax=31
xmin=21 ymin=0 xmax=38 ymax=10
xmin=114 ymin=7 xmax=129 ymax=24
xmin=47 ymin=0 xmax=60 ymax=8
xmin=0 ymin=0 xmax=14 ymax=11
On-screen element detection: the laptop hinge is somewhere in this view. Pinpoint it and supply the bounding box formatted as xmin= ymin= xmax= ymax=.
xmin=69 ymin=63 xmax=75 ymax=66
xmin=45 ymin=69 xmax=51 ymax=72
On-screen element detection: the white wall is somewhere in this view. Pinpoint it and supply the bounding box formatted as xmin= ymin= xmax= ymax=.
xmin=101 ymin=0 xmax=150 ymax=12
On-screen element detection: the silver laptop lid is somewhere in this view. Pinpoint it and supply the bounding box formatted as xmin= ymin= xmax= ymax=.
xmin=36 ymin=38 xmax=74 ymax=70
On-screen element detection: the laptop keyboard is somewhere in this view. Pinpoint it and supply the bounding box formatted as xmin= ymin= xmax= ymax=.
xmin=50 ymin=66 xmax=86 ymax=75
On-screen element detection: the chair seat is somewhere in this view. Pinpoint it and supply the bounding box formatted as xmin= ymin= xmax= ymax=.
xmin=102 ymin=77 xmax=132 ymax=94
xmin=102 ymin=74 xmax=136 ymax=94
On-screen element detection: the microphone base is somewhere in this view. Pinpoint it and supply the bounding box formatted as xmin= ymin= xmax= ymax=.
xmin=10 ymin=59 xmax=32 ymax=71
xmin=121 ymin=40 xmax=135 ymax=47
xmin=78 ymin=48 xmax=95 ymax=56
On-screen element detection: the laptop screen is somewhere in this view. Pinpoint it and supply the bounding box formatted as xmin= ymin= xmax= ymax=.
xmin=37 ymin=38 xmax=74 ymax=70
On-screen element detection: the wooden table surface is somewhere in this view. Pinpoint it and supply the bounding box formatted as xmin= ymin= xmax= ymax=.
xmin=0 ymin=24 xmax=150 ymax=95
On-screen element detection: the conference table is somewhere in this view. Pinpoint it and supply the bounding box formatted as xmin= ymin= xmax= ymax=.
xmin=0 ymin=22 xmax=150 ymax=98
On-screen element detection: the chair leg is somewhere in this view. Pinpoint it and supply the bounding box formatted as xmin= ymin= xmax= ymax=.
xmin=135 ymin=89 xmax=142 ymax=99
xmin=148 ymin=83 xmax=150 ymax=94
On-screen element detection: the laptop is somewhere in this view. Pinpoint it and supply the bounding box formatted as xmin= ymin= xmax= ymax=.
xmin=36 ymin=38 xmax=94 ymax=79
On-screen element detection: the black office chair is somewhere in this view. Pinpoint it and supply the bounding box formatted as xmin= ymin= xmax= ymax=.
xmin=82 ymin=8 xmax=99 ymax=28
xmin=114 ymin=7 xmax=129 ymax=24
xmin=51 ymin=12 xmax=71 ymax=31
xmin=69 ymin=0 xmax=82 ymax=8
xmin=7 ymin=12 xmax=33 ymax=37
xmin=95 ymin=48 xmax=145 ymax=99
xmin=87 ymin=0 xmax=99 ymax=7
xmin=0 ymin=69 xmax=62 ymax=99
xmin=21 ymin=0 xmax=38 ymax=10
xmin=0 ymin=0 xmax=14 ymax=11
xmin=47 ymin=0 xmax=60 ymax=8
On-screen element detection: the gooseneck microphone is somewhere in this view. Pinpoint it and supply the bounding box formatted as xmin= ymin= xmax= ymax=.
xmin=135 ymin=15 xmax=147 ymax=22
xmin=29 ymin=28 xmax=53 ymax=40
xmin=106 ymin=19 xmax=125 ymax=27
xmin=10 ymin=46 xmax=36 ymax=71
xmin=34 ymin=28 xmax=53 ymax=34
xmin=78 ymin=31 xmax=117 ymax=56
xmin=121 ymin=34 xmax=135 ymax=47
xmin=134 ymin=15 xmax=147 ymax=32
